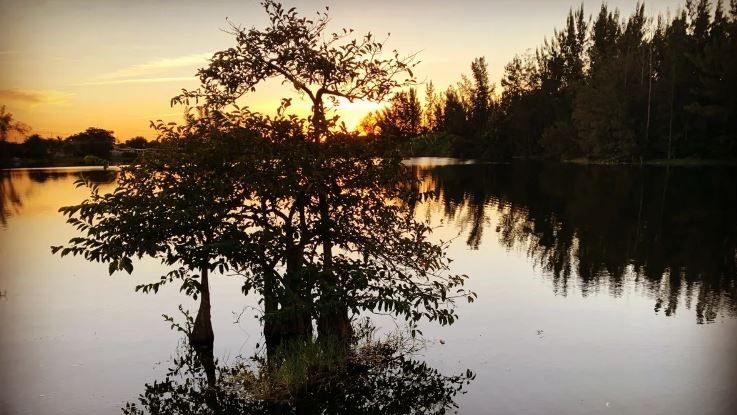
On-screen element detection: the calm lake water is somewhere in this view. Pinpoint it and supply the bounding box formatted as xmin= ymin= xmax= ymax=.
xmin=1 ymin=161 xmax=736 ymax=414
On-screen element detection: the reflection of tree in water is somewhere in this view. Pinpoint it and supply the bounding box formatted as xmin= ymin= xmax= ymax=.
xmin=419 ymin=163 xmax=737 ymax=323
xmin=123 ymin=338 xmax=473 ymax=415
xmin=0 ymin=169 xmax=118 ymax=225
xmin=76 ymin=169 xmax=118 ymax=184
xmin=0 ymin=172 xmax=22 ymax=226
xmin=27 ymin=170 xmax=71 ymax=183
xmin=27 ymin=169 xmax=118 ymax=185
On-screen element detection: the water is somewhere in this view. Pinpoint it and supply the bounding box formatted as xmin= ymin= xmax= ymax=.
xmin=1 ymin=162 xmax=736 ymax=414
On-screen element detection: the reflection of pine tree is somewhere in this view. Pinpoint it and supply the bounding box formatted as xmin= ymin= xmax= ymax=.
xmin=419 ymin=162 xmax=737 ymax=323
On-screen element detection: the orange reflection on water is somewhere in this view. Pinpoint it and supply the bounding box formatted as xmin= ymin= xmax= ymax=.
xmin=0 ymin=167 xmax=117 ymax=227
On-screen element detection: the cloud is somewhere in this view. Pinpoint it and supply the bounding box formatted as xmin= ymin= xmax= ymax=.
xmin=97 ymin=52 xmax=211 ymax=80
xmin=0 ymin=88 xmax=73 ymax=106
xmin=78 ymin=76 xmax=196 ymax=86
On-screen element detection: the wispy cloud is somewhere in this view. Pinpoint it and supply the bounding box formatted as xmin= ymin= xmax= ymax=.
xmin=78 ymin=76 xmax=196 ymax=86
xmin=0 ymin=88 xmax=73 ymax=106
xmin=97 ymin=52 xmax=211 ymax=80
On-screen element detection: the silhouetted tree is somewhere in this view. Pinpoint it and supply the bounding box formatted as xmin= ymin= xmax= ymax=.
xmin=21 ymin=134 xmax=53 ymax=160
xmin=55 ymin=1 xmax=474 ymax=363
xmin=423 ymin=81 xmax=441 ymax=132
xmin=415 ymin=0 xmax=737 ymax=161
xmin=66 ymin=127 xmax=116 ymax=158
xmin=440 ymin=87 xmax=467 ymax=137
xmin=375 ymin=88 xmax=423 ymax=139
xmin=124 ymin=136 xmax=149 ymax=149
xmin=173 ymin=0 xmax=476 ymax=357
xmin=53 ymin=117 xmax=257 ymax=348
xmin=0 ymin=105 xmax=28 ymax=141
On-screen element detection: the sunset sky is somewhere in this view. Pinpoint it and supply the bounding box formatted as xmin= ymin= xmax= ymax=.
xmin=0 ymin=0 xmax=683 ymax=141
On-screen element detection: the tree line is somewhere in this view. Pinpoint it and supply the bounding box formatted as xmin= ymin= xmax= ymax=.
xmin=365 ymin=0 xmax=737 ymax=162
xmin=0 ymin=123 xmax=157 ymax=167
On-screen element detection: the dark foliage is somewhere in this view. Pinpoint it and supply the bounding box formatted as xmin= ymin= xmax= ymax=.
xmin=380 ymin=1 xmax=737 ymax=162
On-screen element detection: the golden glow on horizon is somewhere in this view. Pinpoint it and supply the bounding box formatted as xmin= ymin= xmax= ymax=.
xmin=0 ymin=0 xmax=684 ymax=141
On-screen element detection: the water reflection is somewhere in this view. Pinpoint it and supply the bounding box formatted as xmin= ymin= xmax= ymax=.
xmin=1 ymin=164 xmax=736 ymax=414
xmin=0 ymin=168 xmax=117 ymax=226
xmin=0 ymin=173 xmax=22 ymax=227
xmin=122 ymin=340 xmax=472 ymax=415
xmin=419 ymin=162 xmax=737 ymax=324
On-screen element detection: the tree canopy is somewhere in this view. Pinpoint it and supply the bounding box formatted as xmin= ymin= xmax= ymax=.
xmin=53 ymin=0 xmax=474 ymax=360
xmin=377 ymin=0 xmax=737 ymax=162
xmin=0 ymin=105 xmax=29 ymax=142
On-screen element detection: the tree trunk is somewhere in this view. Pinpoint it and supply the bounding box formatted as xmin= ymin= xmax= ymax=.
xmin=316 ymin=193 xmax=352 ymax=349
xmin=273 ymin=245 xmax=313 ymax=353
xmin=667 ymin=65 xmax=676 ymax=160
xmin=263 ymin=268 xmax=282 ymax=359
xmin=263 ymin=246 xmax=313 ymax=361
xmin=643 ymin=43 xmax=653 ymax=163
xmin=190 ymin=266 xmax=214 ymax=349
xmin=310 ymin=94 xmax=351 ymax=348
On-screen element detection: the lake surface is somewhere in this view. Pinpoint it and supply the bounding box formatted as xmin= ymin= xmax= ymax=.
xmin=1 ymin=162 xmax=736 ymax=414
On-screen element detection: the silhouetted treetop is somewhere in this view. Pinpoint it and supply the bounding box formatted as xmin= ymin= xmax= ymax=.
xmin=0 ymin=105 xmax=29 ymax=142
xmin=408 ymin=0 xmax=737 ymax=162
xmin=174 ymin=0 xmax=417 ymax=137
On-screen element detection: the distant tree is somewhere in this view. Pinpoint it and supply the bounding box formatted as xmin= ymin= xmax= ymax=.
xmin=689 ymin=0 xmax=713 ymax=46
xmin=563 ymin=4 xmax=643 ymax=161
xmin=572 ymin=66 xmax=637 ymax=160
xmin=655 ymin=10 xmax=691 ymax=159
xmin=501 ymin=53 xmax=543 ymax=157
xmin=440 ymin=87 xmax=467 ymax=137
xmin=124 ymin=136 xmax=148 ymax=149
xmin=0 ymin=141 xmax=21 ymax=165
xmin=357 ymin=111 xmax=380 ymax=136
xmin=557 ymin=5 xmax=588 ymax=87
xmin=376 ymin=88 xmax=423 ymax=139
xmin=21 ymin=134 xmax=53 ymax=159
xmin=469 ymin=57 xmax=493 ymax=131
xmin=0 ymin=105 xmax=29 ymax=141
xmin=589 ymin=4 xmax=621 ymax=72
xmin=416 ymin=0 xmax=736 ymax=161
xmin=429 ymin=57 xmax=505 ymax=159
xmin=66 ymin=128 xmax=115 ymax=158
xmin=686 ymin=0 xmax=737 ymax=157
xmin=423 ymin=81 xmax=441 ymax=132
xmin=501 ymin=55 xmax=527 ymax=101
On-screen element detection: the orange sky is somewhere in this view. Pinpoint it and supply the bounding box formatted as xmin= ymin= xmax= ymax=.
xmin=0 ymin=0 xmax=683 ymax=142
